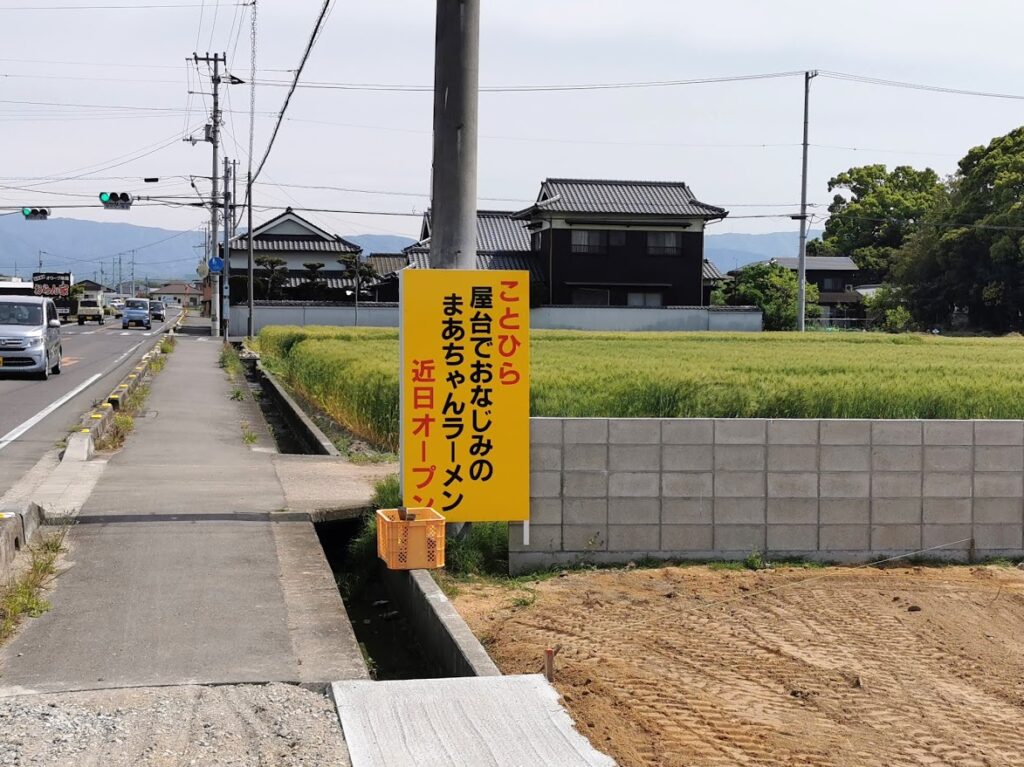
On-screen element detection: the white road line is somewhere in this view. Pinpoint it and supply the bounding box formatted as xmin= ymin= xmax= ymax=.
xmin=0 ymin=373 xmax=103 ymax=453
xmin=120 ymin=332 xmax=130 ymax=336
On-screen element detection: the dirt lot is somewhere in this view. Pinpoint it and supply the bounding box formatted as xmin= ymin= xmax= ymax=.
xmin=453 ymin=564 xmax=1024 ymax=767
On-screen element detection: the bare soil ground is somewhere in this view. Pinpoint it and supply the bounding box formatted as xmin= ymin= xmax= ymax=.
xmin=452 ymin=564 xmax=1024 ymax=767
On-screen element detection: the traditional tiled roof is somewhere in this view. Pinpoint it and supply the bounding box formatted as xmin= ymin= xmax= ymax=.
xmin=280 ymin=270 xmax=385 ymax=290
xmin=421 ymin=209 xmax=532 ymax=253
xmin=366 ymin=254 xmax=408 ymax=276
xmin=750 ymin=256 xmax=858 ymax=272
xmin=225 ymin=238 xmax=360 ymax=254
xmin=516 ymin=178 xmax=727 ymax=219
xmin=405 ymin=246 xmax=545 ymax=282
xmin=702 ymin=260 xmax=725 ymax=280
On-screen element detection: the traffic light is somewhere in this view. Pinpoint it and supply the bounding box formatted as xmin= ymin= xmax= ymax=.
xmin=99 ymin=192 xmax=133 ymax=210
xmin=21 ymin=207 xmax=50 ymax=220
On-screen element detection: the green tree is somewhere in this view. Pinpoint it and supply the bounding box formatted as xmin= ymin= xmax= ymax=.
xmin=896 ymin=126 xmax=1024 ymax=332
xmin=337 ymin=254 xmax=376 ymax=301
xmin=255 ymin=256 xmax=288 ymax=300
xmin=808 ymin=164 xmax=943 ymax=283
xmin=713 ymin=262 xmax=820 ymax=330
xmin=302 ymin=262 xmax=325 ymax=299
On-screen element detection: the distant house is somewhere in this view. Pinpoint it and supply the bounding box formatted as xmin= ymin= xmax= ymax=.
xmin=733 ymin=256 xmax=865 ymax=319
xmin=404 ymin=180 xmax=728 ymax=307
xmin=74 ymin=279 xmax=115 ymax=304
xmin=152 ymin=281 xmax=200 ymax=307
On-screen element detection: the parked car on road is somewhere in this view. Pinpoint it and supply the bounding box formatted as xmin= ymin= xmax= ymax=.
xmin=122 ymin=299 xmax=152 ymax=330
xmin=149 ymin=301 xmax=166 ymax=322
xmin=77 ymin=298 xmax=105 ymax=325
xmin=0 ymin=296 xmax=62 ymax=379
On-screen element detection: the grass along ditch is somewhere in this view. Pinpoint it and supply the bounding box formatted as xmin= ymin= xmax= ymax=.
xmin=0 ymin=530 xmax=66 ymax=646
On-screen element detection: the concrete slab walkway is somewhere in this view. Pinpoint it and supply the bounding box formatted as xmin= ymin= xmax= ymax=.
xmin=0 ymin=320 xmax=367 ymax=695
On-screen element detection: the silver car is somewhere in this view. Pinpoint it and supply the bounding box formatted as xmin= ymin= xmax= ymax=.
xmin=0 ymin=296 xmax=63 ymax=379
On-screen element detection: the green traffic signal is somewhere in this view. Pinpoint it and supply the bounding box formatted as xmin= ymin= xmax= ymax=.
xmin=99 ymin=192 xmax=111 ymax=203
xmin=22 ymin=207 xmax=31 ymax=216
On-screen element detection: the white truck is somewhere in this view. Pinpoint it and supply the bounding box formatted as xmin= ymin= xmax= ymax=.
xmin=76 ymin=297 xmax=105 ymax=325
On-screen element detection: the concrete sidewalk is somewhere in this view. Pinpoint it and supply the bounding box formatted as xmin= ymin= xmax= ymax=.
xmin=0 ymin=319 xmax=367 ymax=695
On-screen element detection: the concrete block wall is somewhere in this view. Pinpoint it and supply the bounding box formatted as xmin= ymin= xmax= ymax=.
xmin=509 ymin=418 xmax=1024 ymax=573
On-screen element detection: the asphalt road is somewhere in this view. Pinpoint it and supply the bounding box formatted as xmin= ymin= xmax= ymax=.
xmin=0 ymin=306 xmax=180 ymax=498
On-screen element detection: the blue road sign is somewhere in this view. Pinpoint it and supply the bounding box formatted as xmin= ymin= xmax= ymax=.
xmin=208 ymin=256 xmax=223 ymax=274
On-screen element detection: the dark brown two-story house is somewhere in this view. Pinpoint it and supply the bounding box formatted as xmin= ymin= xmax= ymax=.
xmin=739 ymin=256 xmax=865 ymax=319
xmin=513 ymin=178 xmax=727 ymax=307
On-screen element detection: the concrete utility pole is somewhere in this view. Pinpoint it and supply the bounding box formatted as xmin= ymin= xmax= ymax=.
xmin=222 ymin=156 xmax=232 ymax=340
xmin=247 ymin=172 xmax=255 ymax=338
xmin=428 ymin=0 xmax=480 ymax=270
xmin=131 ymin=250 xmax=136 ymax=298
xmin=37 ymin=250 xmax=43 ymax=270
xmin=194 ymin=52 xmax=225 ymax=336
xmin=796 ymin=70 xmax=817 ymax=332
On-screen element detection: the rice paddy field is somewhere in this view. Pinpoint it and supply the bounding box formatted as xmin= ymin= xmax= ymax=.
xmin=256 ymin=326 xmax=1024 ymax=451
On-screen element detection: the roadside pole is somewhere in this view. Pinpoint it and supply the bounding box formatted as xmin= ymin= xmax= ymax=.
xmin=796 ymin=70 xmax=816 ymax=332
xmin=193 ymin=52 xmax=225 ymax=337
xmin=222 ymin=156 xmax=232 ymax=341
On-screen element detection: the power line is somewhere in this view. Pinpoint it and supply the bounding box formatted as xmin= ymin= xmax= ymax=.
xmin=0 ymin=2 xmax=245 ymax=9
xmin=250 ymin=0 xmax=333 ymax=184
xmin=820 ymin=70 xmax=1024 ymax=102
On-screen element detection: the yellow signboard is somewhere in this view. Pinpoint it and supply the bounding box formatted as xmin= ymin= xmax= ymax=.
xmin=400 ymin=269 xmax=530 ymax=522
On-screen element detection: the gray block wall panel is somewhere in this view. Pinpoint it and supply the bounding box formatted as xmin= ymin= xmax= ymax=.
xmin=608 ymin=472 xmax=660 ymax=498
xmin=608 ymin=498 xmax=660 ymax=525
xmin=819 ymin=525 xmax=870 ymax=551
xmin=531 ymin=471 xmax=562 ymax=499
xmin=820 ymin=445 xmax=871 ymax=472
xmin=872 ymin=420 xmax=922 ymax=445
xmin=820 ymin=420 xmax=870 ymax=445
xmin=872 ymin=472 xmax=922 ymax=498
xmin=872 ymin=446 xmax=922 ymax=472
xmin=873 ymin=498 xmax=921 ymax=525
xmin=924 ymin=420 xmax=974 ymax=445
xmin=530 ymin=446 xmax=562 ymax=472
xmin=562 ymin=525 xmax=607 ymax=552
xmin=609 ymin=445 xmax=660 ymax=472
xmin=974 ymin=446 xmax=1023 ymax=472
xmin=609 ymin=419 xmax=661 ymax=444
xmin=767 ymin=525 xmax=817 ymax=551
xmin=923 ymin=472 xmax=973 ymax=498
xmin=661 ymin=419 xmax=713 ymax=444
xmin=714 ymin=524 xmax=765 ymax=551
xmin=608 ymin=525 xmax=660 ymax=552
xmin=973 ymin=498 xmax=1023 ymax=524
xmin=509 ymin=524 xmax=561 ymax=552
xmin=715 ymin=498 xmax=765 ymax=525
xmin=819 ymin=499 xmax=870 ymax=525
xmin=767 ymin=473 xmax=818 ymax=499
xmin=922 ymin=524 xmax=972 ymax=550
xmin=974 ymin=473 xmax=1024 ymax=498
xmin=820 ymin=472 xmax=870 ymax=498
xmin=530 ymin=419 xmax=563 ymax=445
xmin=767 ymin=419 xmax=818 ymax=445
xmin=767 ymin=498 xmax=818 ymax=525
xmin=715 ymin=419 xmax=765 ymax=444
xmin=975 ymin=420 xmax=1024 ymax=446
xmin=922 ymin=498 xmax=971 ymax=524
xmin=714 ymin=471 xmax=765 ymax=498
xmin=714 ymin=445 xmax=765 ymax=471
xmin=662 ymin=472 xmax=713 ymax=498
xmin=661 ymin=525 xmax=713 ymax=551
xmin=563 ymin=471 xmax=607 ymax=498
xmin=973 ymin=524 xmax=1023 ymax=550
xmin=530 ymin=499 xmax=563 ymax=526
xmin=563 ymin=499 xmax=607 ymax=525
xmin=564 ymin=444 xmax=607 ymax=471
xmin=563 ymin=419 xmax=607 ymax=444
xmin=662 ymin=498 xmax=713 ymax=525
xmin=871 ymin=524 xmax=921 ymax=551
xmin=768 ymin=446 xmax=818 ymax=472
xmin=662 ymin=445 xmax=714 ymax=472
xmin=923 ymin=446 xmax=972 ymax=473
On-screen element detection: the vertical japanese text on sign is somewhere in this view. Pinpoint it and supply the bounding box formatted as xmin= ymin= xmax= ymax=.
xmin=400 ymin=269 xmax=530 ymax=523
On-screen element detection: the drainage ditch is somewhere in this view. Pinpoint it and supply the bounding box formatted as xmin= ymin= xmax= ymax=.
xmin=237 ymin=351 xmax=436 ymax=679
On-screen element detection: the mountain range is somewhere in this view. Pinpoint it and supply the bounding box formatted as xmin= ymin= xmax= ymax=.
xmin=0 ymin=217 xmax=820 ymax=284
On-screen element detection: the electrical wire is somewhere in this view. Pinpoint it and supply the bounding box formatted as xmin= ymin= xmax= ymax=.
xmin=0 ymin=2 xmax=244 ymax=10
xmin=820 ymin=70 xmax=1024 ymax=102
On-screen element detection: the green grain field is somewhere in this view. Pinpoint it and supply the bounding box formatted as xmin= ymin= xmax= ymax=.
xmin=257 ymin=326 xmax=1024 ymax=450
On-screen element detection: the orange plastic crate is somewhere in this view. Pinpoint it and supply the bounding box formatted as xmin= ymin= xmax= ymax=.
xmin=376 ymin=507 xmax=446 ymax=570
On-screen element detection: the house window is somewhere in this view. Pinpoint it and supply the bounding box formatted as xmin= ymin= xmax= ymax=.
xmin=608 ymin=230 xmax=626 ymax=248
xmin=647 ymin=231 xmax=682 ymax=255
xmin=627 ymin=291 xmax=663 ymax=307
xmin=571 ymin=230 xmax=608 ymax=254
xmin=532 ymin=232 xmax=542 ymax=252
xmin=821 ymin=277 xmax=845 ymax=292
xmin=571 ymin=288 xmax=610 ymax=306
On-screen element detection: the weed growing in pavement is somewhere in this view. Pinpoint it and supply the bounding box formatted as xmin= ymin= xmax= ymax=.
xmin=241 ymin=421 xmax=258 ymax=444
xmin=149 ymin=355 xmax=167 ymax=373
xmin=159 ymin=336 xmax=176 ymax=355
xmin=220 ymin=345 xmax=245 ymax=381
xmin=0 ymin=530 xmax=66 ymax=645
xmin=744 ymin=549 xmax=768 ymax=571
xmin=96 ymin=413 xmax=135 ymax=451
xmin=230 ymin=388 xmax=246 ymax=402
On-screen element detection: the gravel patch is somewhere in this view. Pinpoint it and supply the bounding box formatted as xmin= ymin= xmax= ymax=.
xmin=0 ymin=683 xmax=350 ymax=766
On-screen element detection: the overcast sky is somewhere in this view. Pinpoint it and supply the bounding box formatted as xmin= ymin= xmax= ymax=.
xmin=2 ymin=0 xmax=1023 ymax=243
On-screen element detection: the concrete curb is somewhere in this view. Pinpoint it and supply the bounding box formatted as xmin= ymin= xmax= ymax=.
xmin=255 ymin=360 xmax=340 ymax=457
xmin=0 ymin=501 xmax=43 ymax=583
xmin=381 ymin=568 xmax=502 ymax=677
